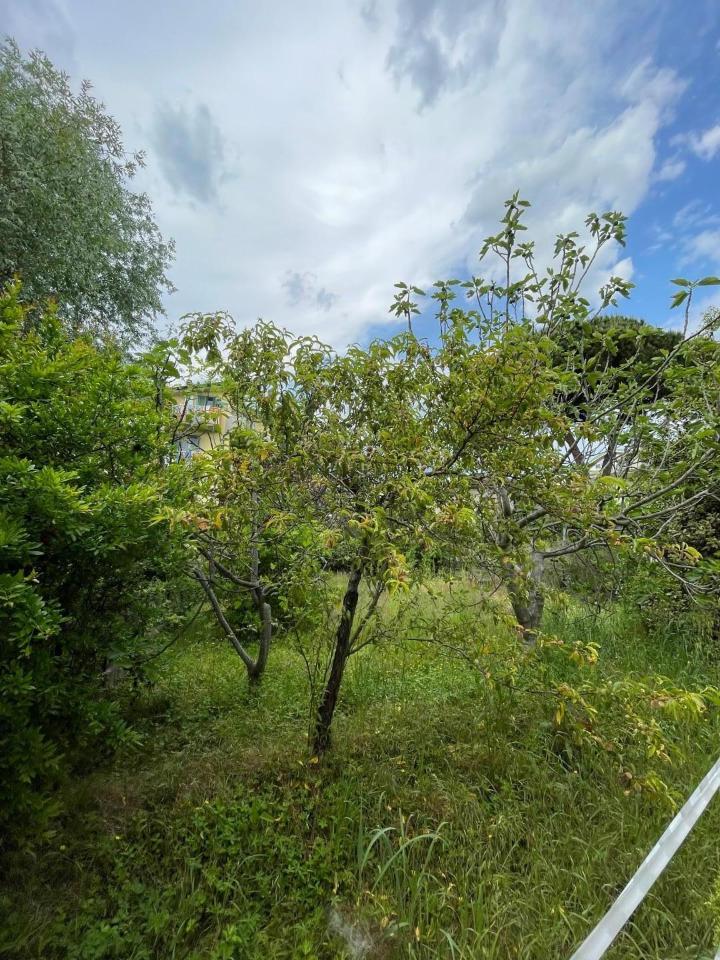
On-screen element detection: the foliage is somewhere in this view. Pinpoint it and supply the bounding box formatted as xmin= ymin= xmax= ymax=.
xmin=0 ymin=282 xmax=186 ymax=839
xmin=388 ymin=196 xmax=720 ymax=636
xmin=163 ymin=197 xmax=720 ymax=754
xmin=2 ymin=33 xmax=719 ymax=951
xmin=0 ymin=40 xmax=173 ymax=340
xmin=170 ymin=313 xmax=476 ymax=747
xmin=155 ymin=318 xmax=334 ymax=685
xmin=1 ymin=588 xmax=719 ymax=959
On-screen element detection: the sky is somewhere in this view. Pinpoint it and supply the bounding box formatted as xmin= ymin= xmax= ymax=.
xmin=2 ymin=0 xmax=720 ymax=346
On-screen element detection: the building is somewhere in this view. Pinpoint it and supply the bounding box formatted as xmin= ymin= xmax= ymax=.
xmin=172 ymin=386 xmax=237 ymax=459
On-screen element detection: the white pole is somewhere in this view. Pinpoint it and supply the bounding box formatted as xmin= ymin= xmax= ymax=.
xmin=569 ymin=753 xmax=720 ymax=960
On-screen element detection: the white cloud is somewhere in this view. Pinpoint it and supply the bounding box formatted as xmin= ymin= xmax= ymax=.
xmin=671 ymin=202 xmax=720 ymax=275
xmin=673 ymin=200 xmax=720 ymax=232
xmin=688 ymin=123 xmax=720 ymax=161
xmin=5 ymin=0 xmax=686 ymax=346
xmin=672 ymin=122 xmax=720 ymax=163
xmin=655 ymin=157 xmax=686 ymax=181
xmin=0 ymin=0 xmax=76 ymax=70
xmin=681 ymin=229 xmax=720 ymax=266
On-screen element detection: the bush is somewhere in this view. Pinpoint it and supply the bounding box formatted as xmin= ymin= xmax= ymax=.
xmin=0 ymin=282 xmax=186 ymax=840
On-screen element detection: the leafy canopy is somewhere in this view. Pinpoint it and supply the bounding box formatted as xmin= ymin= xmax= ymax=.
xmin=0 ymin=40 xmax=174 ymax=340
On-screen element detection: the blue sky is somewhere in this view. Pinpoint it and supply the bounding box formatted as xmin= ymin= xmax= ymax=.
xmin=2 ymin=0 xmax=719 ymax=345
xmin=620 ymin=1 xmax=720 ymax=329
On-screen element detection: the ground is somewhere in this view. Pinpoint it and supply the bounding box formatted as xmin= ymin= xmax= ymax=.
xmin=2 ymin=584 xmax=720 ymax=959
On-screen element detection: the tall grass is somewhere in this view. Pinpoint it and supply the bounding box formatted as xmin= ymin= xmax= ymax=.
xmin=2 ymin=583 xmax=720 ymax=959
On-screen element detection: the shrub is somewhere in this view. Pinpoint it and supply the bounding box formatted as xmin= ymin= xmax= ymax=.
xmin=0 ymin=282 xmax=185 ymax=839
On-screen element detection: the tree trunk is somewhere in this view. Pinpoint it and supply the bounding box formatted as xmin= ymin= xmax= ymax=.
xmin=246 ymin=499 xmax=270 ymax=684
xmin=312 ymin=564 xmax=363 ymax=754
xmin=506 ymin=551 xmax=545 ymax=645
xmin=247 ymin=592 xmax=272 ymax=685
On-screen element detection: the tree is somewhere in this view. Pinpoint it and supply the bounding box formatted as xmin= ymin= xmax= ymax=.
xmin=0 ymin=40 xmax=174 ymax=341
xmin=158 ymin=315 xmax=331 ymax=687
xmin=620 ymin=316 xmax=720 ymax=640
xmin=0 ymin=281 xmax=186 ymax=838
xmin=297 ymin=335 xmax=453 ymax=753
xmin=169 ymin=312 xmax=469 ymax=751
xmin=389 ymin=196 xmax=720 ymax=639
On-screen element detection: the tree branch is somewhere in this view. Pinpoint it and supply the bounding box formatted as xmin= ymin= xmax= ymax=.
xmin=192 ymin=567 xmax=257 ymax=673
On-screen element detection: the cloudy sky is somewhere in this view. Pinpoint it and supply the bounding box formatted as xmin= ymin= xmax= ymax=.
xmin=3 ymin=0 xmax=720 ymax=344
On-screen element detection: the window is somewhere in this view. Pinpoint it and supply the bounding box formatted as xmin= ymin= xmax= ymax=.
xmin=190 ymin=394 xmax=220 ymax=409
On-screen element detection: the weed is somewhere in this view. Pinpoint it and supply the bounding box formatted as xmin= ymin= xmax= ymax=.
xmin=2 ymin=585 xmax=720 ymax=958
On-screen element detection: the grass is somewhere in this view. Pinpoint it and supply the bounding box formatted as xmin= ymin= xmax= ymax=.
xmin=2 ymin=581 xmax=720 ymax=959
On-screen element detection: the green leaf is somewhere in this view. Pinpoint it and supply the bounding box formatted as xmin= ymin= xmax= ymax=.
xmin=670 ymin=278 xmax=691 ymax=287
xmin=670 ymin=290 xmax=689 ymax=309
xmin=697 ymin=276 xmax=720 ymax=286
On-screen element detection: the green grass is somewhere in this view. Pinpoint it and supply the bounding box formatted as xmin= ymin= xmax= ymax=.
xmin=2 ymin=583 xmax=720 ymax=959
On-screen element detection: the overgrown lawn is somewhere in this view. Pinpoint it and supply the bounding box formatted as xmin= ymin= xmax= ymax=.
xmin=2 ymin=586 xmax=720 ymax=959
